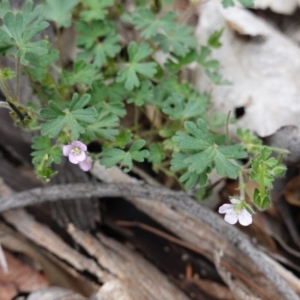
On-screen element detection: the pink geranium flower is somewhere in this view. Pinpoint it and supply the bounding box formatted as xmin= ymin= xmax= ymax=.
xmin=218 ymin=198 xmax=252 ymax=226
xmin=63 ymin=141 xmax=87 ymax=164
xmin=79 ymin=155 xmax=93 ymax=171
xmin=63 ymin=141 xmax=93 ymax=172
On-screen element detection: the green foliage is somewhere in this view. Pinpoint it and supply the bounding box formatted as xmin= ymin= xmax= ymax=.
xmin=0 ymin=0 xmax=286 ymax=219
xmin=221 ymin=0 xmax=235 ymax=8
xmin=128 ymin=8 xmax=196 ymax=56
xmin=222 ymin=0 xmax=254 ymax=8
xmin=162 ymin=94 xmax=205 ymax=121
xmin=0 ymin=67 xmax=15 ymax=79
xmin=26 ymin=47 xmax=59 ymax=81
xmin=197 ymin=44 xmax=229 ymax=84
xmin=31 ymin=136 xmax=62 ymax=180
xmin=116 ymin=42 xmax=157 ymax=90
xmin=171 ymin=119 xmax=247 ymax=189
xmin=237 ymin=129 xmax=262 ymax=154
xmin=40 ymin=93 xmax=97 ymax=140
xmin=250 ymin=147 xmax=286 ymax=210
xmin=148 ymin=143 xmax=165 ymax=165
xmin=238 ymin=0 xmax=255 ymax=7
xmin=0 ymin=0 xmax=10 ymax=18
xmin=44 ymin=0 xmax=78 ymax=28
xmin=80 ymin=0 xmax=114 ymax=22
xmin=205 ymin=69 xmax=231 ymax=85
xmin=76 ymin=21 xmax=120 ymax=67
xmin=85 ymin=108 xmax=119 ymax=141
xmin=131 ymin=9 xmax=176 ymax=39
xmin=88 ymin=81 xmax=127 ymax=117
xmin=165 ymin=50 xmax=197 ymax=73
xmin=154 ymin=24 xmax=196 ymax=56
xmin=114 ymin=130 xmax=132 ymax=149
xmin=208 ymin=28 xmax=224 ymax=49
xmin=0 ymin=0 xmax=49 ymax=64
xmin=63 ymin=60 xmax=101 ymax=86
xmin=101 ymin=140 xmax=149 ymax=172
xmin=127 ymin=80 xmax=153 ymax=106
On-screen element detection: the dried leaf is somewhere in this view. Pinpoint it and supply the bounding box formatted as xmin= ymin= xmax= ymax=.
xmin=254 ymin=0 xmax=300 ymax=14
xmin=195 ymin=1 xmax=300 ymax=137
xmin=284 ymin=176 xmax=300 ymax=206
xmin=0 ymin=251 xmax=48 ymax=300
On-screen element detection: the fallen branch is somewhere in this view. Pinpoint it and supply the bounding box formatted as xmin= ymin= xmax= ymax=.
xmin=0 ymin=182 xmax=299 ymax=299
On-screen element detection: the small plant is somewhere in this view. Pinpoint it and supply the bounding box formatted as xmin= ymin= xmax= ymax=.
xmin=0 ymin=0 xmax=285 ymax=226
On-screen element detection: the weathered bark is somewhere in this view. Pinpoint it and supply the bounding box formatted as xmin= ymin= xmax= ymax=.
xmin=0 ymin=178 xmax=299 ymax=299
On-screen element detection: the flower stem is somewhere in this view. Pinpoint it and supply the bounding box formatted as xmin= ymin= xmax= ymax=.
xmin=15 ymin=58 xmax=20 ymax=102
xmin=238 ymin=171 xmax=246 ymax=201
xmin=258 ymin=163 xmax=266 ymax=205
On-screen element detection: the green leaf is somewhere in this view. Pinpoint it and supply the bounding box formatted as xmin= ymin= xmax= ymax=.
xmin=170 ymin=153 xmax=189 ymax=172
xmin=165 ymin=50 xmax=197 ymax=73
xmin=100 ymin=148 xmax=127 ymax=168
xmin=0 ymin=67 xmax=15 ymax=80
xmin=100 ymin=139 xmax=149 ymax=172
xmin=44 ymin=0 xmax=78 ymax=28
xmin=170 ymin=152 xmax=209 ymax=189
xmin=222 ymin=0 xmax=235 ymax=8
xmin=197 ymin=46 xmax=211 ymax=63
xmin=31 ymin=136 xmax=62 ymax=165
xmin=63 ymin=60 xmax=101 ymax=86
xmin=237 ymin=128 xmax=262 ymax=154
xmin=26 ymin=47 xmax=59 ymax=81
xmin=0 ymin=0 xmax=10 ymax=18
xmin=153 ymin=24 xmax=196 ymax=56
xmin=40 ymin=93 xmax=97 ymax=140
xmin=31 ymin=136 xmax=62 ymax=180
xmin=205 ymin=69 xmax=231 ymax=85
xmin=162 ymin=93 xmax=206 ymax=121
xmin=88 ymin=81 xmax=127 ymax=117
xmin=131 ymin=9 xmax=176 ymax=39
xmin=76 ymin=21 xmax=120 ymax=67
xmin=86 ymin=109 xmax=119 ymax=141
xmin=80 ymin=0 xmax=114 ymax=22
xmin=78 ymin=35 xmax=120 ymax=68
xmin=114 ymin=130 xmax=133 ymax=149
xmin=173 ymin=119 xmax=214 ymax=151
xmin=76 ymin=20 xmax=112 ymax=48
xmin=171 ymin=119 xmax=246 ymax=188
xmin=208 ymin=28 xmax=224 ymax=49
xmin=272 ymin=166 xmax=286 ymax=177
xmin=253 ymin=188 xmax=271 ymax=210
xmin=148 ymin=143 xmax=166 ymax=164
xmin=116 ymin=42 xmax=157 ymax=91
xmin=0 ymin=1 xmax=49 ymax=65
xmin=127 ymin=80 xmax=153 ymax=106
xmin=238 ymin=0 xmax=254 ymax=7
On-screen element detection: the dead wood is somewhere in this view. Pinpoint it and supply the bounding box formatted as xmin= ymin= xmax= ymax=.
xmin=0 ymin=180 xmax=299 ymax=299
xmin=93 ymin=280 xmax=133 ymax=300
xmin=26 ymin=287 xmax=88 ymax=300
xmin=68 ymin=224 xmax=189 ymax=300
xmin=0 ymin=182 xmax=189 ymax=300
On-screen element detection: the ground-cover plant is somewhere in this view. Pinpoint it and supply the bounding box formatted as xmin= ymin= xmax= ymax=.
xmin=0 ymin=0 xmax=287 ymax=226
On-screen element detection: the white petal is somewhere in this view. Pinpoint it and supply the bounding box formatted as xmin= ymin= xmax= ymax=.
xmin=219 ymin=204 xmax=233 ymax=214
xmin=238 ymin=209 xmax=253 ymax=226
xmin=63 ymin=145 xmax=72 ymax=156
xmin=230 ymin=198 xmax=241 ymax=204
xmin=79 ymin=156 xmax=93 ymax=171
xmin=224 ymin=211 xmax=238 ymax=225
xmin=75 ymin=150 xmax=86 ymax=162
xmin=69 ymin=153 xmax=79 ymax=164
